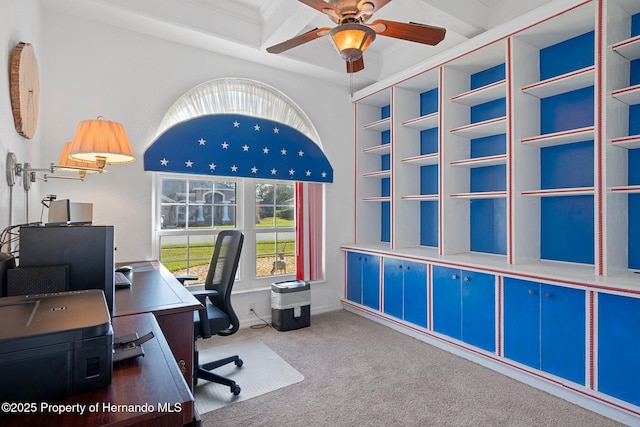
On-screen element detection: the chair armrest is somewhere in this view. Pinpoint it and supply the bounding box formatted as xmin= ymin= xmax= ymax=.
xmin=190 ymin=289 xmax=220 ymax=306
xmin=176 ymin=274 xmax=199 ymax=285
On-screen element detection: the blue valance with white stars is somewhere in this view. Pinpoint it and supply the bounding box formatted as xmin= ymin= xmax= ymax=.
xmin=144 ymin=114 xmax=333 ymax=183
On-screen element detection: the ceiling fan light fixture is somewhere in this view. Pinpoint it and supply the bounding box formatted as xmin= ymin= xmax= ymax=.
xmin=329 ymin=23 xmax=376 ymax=62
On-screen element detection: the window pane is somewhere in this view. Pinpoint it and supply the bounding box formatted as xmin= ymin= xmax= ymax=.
xmin=256 ymin=232 xmax=276 ymax=277
xmin=255 ymin=231 xmax=296 ymax=277
xmin=257 ymin=206 xmax=275 ymax=227
xmin=160 ymin=235 xmax=187 ymax=272
xmin=213 ymin=182 xmax=237 ymax=227
xmin=275 ymin=183 xmax=294 ymax=205
xmin=161 ymin=179 xmax=187 ymax=229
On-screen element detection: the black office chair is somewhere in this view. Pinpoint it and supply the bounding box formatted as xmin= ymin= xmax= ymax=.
xmin=177 ymin=229 xmax=245 ymax=395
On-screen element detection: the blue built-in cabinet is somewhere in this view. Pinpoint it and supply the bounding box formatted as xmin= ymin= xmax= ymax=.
xmin=432 ymin=266 xmax=495 ymax=352
xmin=350 ymin=1 xmax=640 ymax=421
xmin=598 ymin=293 xmax=640 ymax=407
xmin=383 ymin=258 xmax=428 ymax=328
xmin=346 ymin=252 xmax=380 ymax=310
xmin=503 ymin=278 xmax=585 ymax=385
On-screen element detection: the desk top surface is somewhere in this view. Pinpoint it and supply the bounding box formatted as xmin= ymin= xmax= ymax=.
xmin=114 ymin=261 xmax=201 ymax=317
xmin=1 ymin=312 xmax=194 ymax=426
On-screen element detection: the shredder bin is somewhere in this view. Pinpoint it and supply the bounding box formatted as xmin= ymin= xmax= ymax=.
xmin=271 ymin=280 xmax=310 ymax=331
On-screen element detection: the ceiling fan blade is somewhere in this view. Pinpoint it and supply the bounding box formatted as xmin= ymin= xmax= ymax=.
xmin=266 ymin=27 xmax=331 ymax=54
xmin=346 ymin=56 xmax=365 ymax=73
xmin=370 ymin=19 xmax=446 ymax=45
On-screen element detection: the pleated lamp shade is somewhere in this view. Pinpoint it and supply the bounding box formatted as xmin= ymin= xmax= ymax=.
xmin=57 ymin=142 xmax=101 ymax=171
xmin=68 ymin=118 xmax=135 ymax=168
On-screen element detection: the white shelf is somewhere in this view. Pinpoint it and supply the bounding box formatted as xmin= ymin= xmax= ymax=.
xmin=450 ymin=191 xmax=507 ymax=199
xmin=401 ymin=153 xmax=439 ymax=166
xmin=402 ymin=112 xmax=439 ymax=130
xmin=362 ymin=170 xmax=391 ymax=179
xmin=521 ymin=126 xmax=595 ymax=148
xmin=363 ymin=117 xmax=391 ymax=132
xmin=451 ymin=80 xmax=507 ymax=106
xmin=450 ymin=154 xmax=507 ymax=168
xmin=610 ymin=185 xmax=640 ymax=194
xmin=612 ymin=84 xmax=640 ymax=106
xmin=450 ymin=116 xmax=507 ymax=139
xmin=362 ymin=196 xmax=391 ymax=202
xmin=521 ymin=66 xmax=594 ymax=99
xmin=611 ymin=135 xmax=640 ymax=149
xmin=521 ymin=187 xmax=594 ymax=197
xmin=363 ymin=144 xmax=391 ymax=156
xmin=612 ymin=35 xmax=640 ymax=61
xmin=401 ymin=194 xmax=439 ymax=201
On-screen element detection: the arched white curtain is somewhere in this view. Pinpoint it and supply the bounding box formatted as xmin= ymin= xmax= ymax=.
xmin=157 ymin=78 xmax=322 ymax=148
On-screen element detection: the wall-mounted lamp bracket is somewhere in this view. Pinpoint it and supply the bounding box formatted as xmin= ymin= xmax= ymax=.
xmin=6 ymin=152 xmax=17 ymax=187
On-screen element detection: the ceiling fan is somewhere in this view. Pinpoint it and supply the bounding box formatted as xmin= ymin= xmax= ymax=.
xmin=266 ymin=0 xmax=446 ymax=73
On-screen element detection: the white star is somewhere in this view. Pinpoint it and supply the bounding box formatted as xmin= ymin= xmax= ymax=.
xmin=271 ymin=168 xmax=277 ymax=175
xmin=306 ymin=170 xmax=311 ymax=176
xmin=321 ymin=171 xmax=327 ymax=178
xmin=242 ymin=144 xmax=250 ymax=151
xmin=209 ymin=163 xmax=216 ymax=171
xmin=160 ymin=158 xmax=168 ymax=166
xmin=289 ymin=169 xmax=295 ymax=176
xmin=198 ymin=138 xmax=206 ymax=145
xmin=281 ymin=148 xmax=287 ymax=155
xmin=231 ymin=165 xmax=238 ymax=172
xmin=254 ymin=124 xmax=260 ymax=131
xmin=251 ymin=166 xmax=258 ymax=174
xmin=233 ymin=120 xmax=240 ymax=128
xmin=273 ymin=127 xmax=279 ymax=134
xmin=222 ymin=141 xmax=229 ymax=149
xmin=185 ymin=160 xmax=193 ymax=168
xmin=263 ymin=147 xmax=269 ymax=154
xmin=298 ymin=150 xmax=304 ymax=157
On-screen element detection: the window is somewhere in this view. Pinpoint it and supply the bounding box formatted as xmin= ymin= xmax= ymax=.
xmin=255 ymin=183 xmax=295 ymax=277
xmin=149 ymin=78 xmax=328 ymax=288
xmin=155 ymin=175 xmax=297 ymax=289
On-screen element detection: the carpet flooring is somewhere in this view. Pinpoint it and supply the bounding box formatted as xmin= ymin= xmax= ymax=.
xmin=198 ymin=309 xmax=626 ymax=427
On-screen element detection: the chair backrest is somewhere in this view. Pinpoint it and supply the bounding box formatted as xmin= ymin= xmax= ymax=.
xmin=204 ymin=229 xmax=244 ymax=335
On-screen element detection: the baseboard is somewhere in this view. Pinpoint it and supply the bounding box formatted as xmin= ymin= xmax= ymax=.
xmin=343 ymin=302 xmax=640 ymax=426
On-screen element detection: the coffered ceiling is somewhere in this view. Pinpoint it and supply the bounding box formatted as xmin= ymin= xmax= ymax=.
xmin=44 ymin=0 xmax=554 ymax=92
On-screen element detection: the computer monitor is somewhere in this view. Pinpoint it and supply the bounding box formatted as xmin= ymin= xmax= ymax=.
xmin=47 ymin=199 xmax=93 ymax=225
xmin=17 ymin=225 xmax=115 ymax=313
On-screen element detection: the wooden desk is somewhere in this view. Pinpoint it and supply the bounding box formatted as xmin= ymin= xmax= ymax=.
xmin=2 ymin=313 xmax=194 ymax=427
xmin=114 ymin=261 xmax=202 ymax=390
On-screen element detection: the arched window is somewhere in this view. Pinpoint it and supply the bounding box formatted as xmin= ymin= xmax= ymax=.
xmin=146 ymin=78 xmax=329 ymax=289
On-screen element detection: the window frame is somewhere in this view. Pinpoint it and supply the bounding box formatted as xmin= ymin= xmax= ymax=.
xmin=153 ymin=173 xmax=297 ymax=291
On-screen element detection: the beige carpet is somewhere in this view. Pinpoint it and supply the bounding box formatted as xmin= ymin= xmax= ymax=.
xmin=199 ymin=310 xmax=626 ymax=427
xmin=193 ymin=339 xmax=304 ymax=415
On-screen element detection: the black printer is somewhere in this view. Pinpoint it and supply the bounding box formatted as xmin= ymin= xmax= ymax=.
xmin=0 ymin=289 xmax=113 ymax=401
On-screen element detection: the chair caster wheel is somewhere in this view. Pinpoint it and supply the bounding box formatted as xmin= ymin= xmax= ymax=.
xmin=235 ymin=358 xmax=243 ymax=368
xmin=231 ymin=383 xmax=241 ymax=395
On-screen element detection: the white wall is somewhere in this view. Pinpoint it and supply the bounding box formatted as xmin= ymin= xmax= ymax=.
xmin=37 ymin=9 xmax=354 ymax=320
xmin=0 ymin=0 xmax=43 ymax=234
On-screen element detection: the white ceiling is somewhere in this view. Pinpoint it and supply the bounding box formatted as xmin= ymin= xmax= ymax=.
xmin=44 ymin=0 xmax=554 ymax=92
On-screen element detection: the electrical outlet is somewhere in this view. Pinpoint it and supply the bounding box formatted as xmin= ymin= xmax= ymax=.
xmin=248 ymin=302 xmax=256 ymax=314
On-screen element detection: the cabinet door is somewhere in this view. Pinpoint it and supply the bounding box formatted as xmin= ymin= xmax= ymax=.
xmin=383 ymin=258 xmax=403 ymax=319
xmin=433 ymin=266 xmax=462 ymax=340
xmin=503 ymin=278 xmax=541 ymax=369
xmin=460 ymin=270 xmax=495 ymax=352
xmin=540 ymin=284 xmax=585 ymax=385
xmin=403 ymin=261 xmax=428 ymax=328
xmin=346 ymin=252 xmax=363 ymax=304
xmin=361 ymin=254 xmax=380 ymax=310
xmin=598 ymin=293 xmax=640 ymax=406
